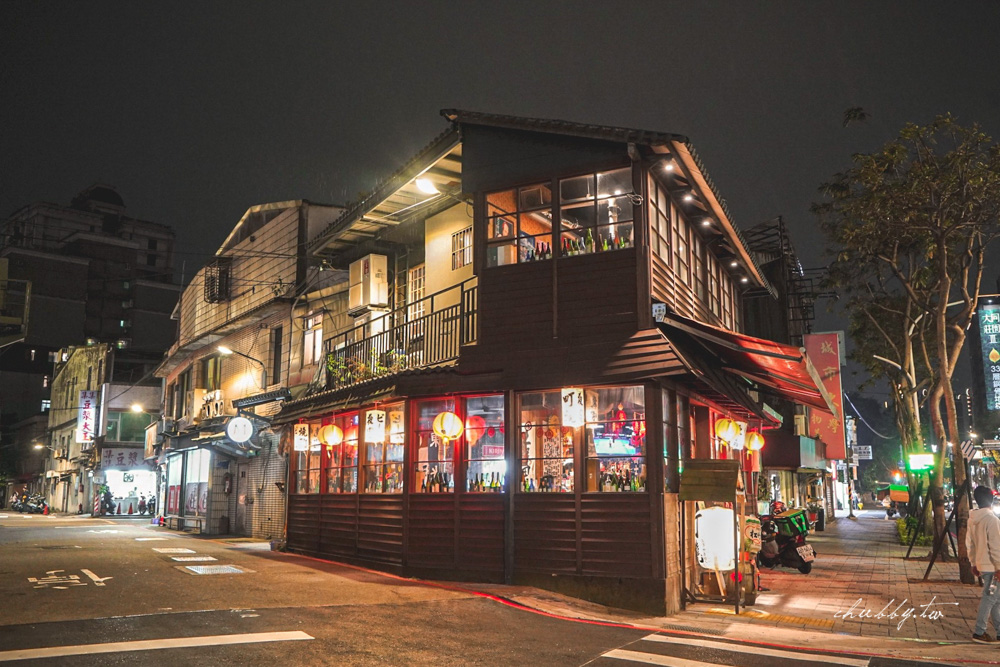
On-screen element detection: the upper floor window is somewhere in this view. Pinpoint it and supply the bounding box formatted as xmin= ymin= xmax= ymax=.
xmin=647 ymin=174 xmax=671 ymax=259
xmin=560 ymin=168 xmax=634 ymax=256
xmin=451 ymin=227 xmax=473 ymax=270
xmin=202 ymin=356 xmax=223 ymax=391
xmin=485 ymin=183 xmax=553 ymax=266
xmin=672 ymin=209 xmax=690 ymax=285
xmin=302 ymin=315 xmax=323 ymax=367
xmin=204 ymin=257 xmax=232 ymax=303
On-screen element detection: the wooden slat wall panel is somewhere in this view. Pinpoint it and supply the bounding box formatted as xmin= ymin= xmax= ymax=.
xmin=457 ymin=495 xmax=505 ymax=575
xmin=287 ymin=495 xmax=321 ymax=554
xmin=651 ymin=255 xmax=719 ymax=325
xmin=407 ymin=495 xmax=456 ymax=568
xmin=513 ymin=495 xmax=578 ymax=574
xmin=580 ymin=494 xmax=653 ymax=576
xmin=358 ymin=495 xmax=404 ymax=563
xmin=556 ymin=251 xmax=638 ymax=341
xmin=318 ymin=495 xmax=358 ymax=558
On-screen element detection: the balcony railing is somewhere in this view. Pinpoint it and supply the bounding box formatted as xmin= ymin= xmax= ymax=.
xmin=324 ymin=279 xmax=478 ymax=391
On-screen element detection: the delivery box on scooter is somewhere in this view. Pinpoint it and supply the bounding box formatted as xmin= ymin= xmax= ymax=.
xmin=774 ymin=508 xmax=810 ymax=537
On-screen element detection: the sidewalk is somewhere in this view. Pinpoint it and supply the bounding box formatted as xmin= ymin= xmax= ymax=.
xmin=469 ymin=509 xmax=994 ymax=665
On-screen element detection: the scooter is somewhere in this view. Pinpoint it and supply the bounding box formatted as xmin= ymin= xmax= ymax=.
xmin=756 ymin=502 xmax=815 ymax=574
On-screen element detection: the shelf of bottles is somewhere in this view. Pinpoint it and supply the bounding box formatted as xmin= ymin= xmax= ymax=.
xmin=414 ymin=398 xmax=456 ymax=493
xmin=520 ymin=390 xmax=574 ymax=493
xmin=362 ymin=405 xmax=404 ymax=493
xmin=466 ymin=394 xmax=506 ymax=492
xmin=585 ymin=392 xmax=646 ymax=492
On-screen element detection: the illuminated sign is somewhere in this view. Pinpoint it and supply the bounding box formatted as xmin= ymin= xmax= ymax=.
xmin=77 ymin=390 xmax=99 ymax=443
xmin=908 ymin=453 xmax=934 ymax=470
xmin=293 ymin=424 xmax=309 ymax=452
xmin=365 ymin=409 xmax=386 ymax=443
xmin=226 ymin=417 xmax=254 ymax=443
xmin=804 ymin=332 xmax=847 ymax=459
xmin=979 ymin=304 xmax=1000 ymax=411
xmin=561 ymin=388 xmax=584 ymax=427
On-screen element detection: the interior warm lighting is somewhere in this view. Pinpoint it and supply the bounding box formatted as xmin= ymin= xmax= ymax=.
xmin=740 ymin=277 xmax=749 ymax=284
xmin=432 ymin=411 xmax=464 ymax=441
xmin=683 ymin=193 xmax=694 ymax=202
xmin=701 ymin=218 xmax=712 ymax=227
xmin=664 ymin=162 xmax=675 ymax=172
xmin=415 ymin=178 xmax=439 ymax=194
xmin=319 ymin=424 xmax=343 ymax=447
xmin=729 ymin=260 xmax=739 ymax=268
xmin=130 ymin=403 xmax=143 ymax=413
xmin=217 ymin=345 xmax=234 ymax=355
xmin=747 ymin=431 xmax=765 ymax=451
xmin=714 ymin=417 xmax=736 ymax=444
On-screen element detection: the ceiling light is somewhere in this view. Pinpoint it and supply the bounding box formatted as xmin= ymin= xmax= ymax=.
xmin=740 ymin=277 xmax=749 ymax=284
xmin=217 ymin=345 xmax=234 ymax=355
xmin=701 ymin=218 xmax=712 ymax=227
xmin=683 ymin=193 xmax=694 ymax=202
xmin=664 ymin=162 xmax=675 ymax=172
xmin=730 ymin=261 xmax=738 ymax=268
xmin=415 ymin=178 xmax=439 ymax=195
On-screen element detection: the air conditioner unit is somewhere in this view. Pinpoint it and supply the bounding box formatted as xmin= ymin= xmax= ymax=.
xmin=201 ymin=389 xmax=227 ymax=420
xmin=794 ymin=414 xmax=808 ymax=437
xmin=186 ymin=388 xmax=208 ymax=423
xmin=352 ymin=308 xmax=391 ymax=342
xmin=348 ymin=254 xmax=389 ymax=315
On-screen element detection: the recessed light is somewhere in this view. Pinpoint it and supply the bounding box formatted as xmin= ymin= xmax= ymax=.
xmin=415 ymin=178 xmax=439 ymax=194
xmin=664 ymin=162 xmax=675 ymax=172
xmin=730 ymin=261 xmax=738 ymax=268
xmin=701 ymin=218 xmax=712 ymax=227
xmin=683 ymin=193 xmax=694 ymax=202
xmin=740 ymin=277 xmax=749 ymax=284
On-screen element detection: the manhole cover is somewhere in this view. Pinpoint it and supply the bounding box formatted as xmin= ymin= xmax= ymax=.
xmin=179 ymin=565 xmax=248 ymax=575
xmin=154 ymin=548 xmax=196 ymax=554
xmin=171 ymin=556 xmax=218 ymax=562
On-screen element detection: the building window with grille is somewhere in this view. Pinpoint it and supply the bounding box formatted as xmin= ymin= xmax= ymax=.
xmin=302 ymin=315 xmax=322 ymax=367
xmin=202 ymin=356 xmax=223 ymax=391
xmin=451 ymin=226 xmax=473 ymax=270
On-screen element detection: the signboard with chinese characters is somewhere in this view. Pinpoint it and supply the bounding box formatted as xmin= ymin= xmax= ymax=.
xmin=979 ymin=303 xmax=1000 ymax=411
xmin=365 ymin=409 xmax=386 ymax=443
xmin=803 ymin=332 xmax=847 ymax=459
xmin=76 ymin=390 xmax=99 ymax=443
xmin=561 ymin=388 xmax=584 ymax=427
xmin=854 ymin=445 xmax=872 ymax=460
xmin=293 ymin=424 xmax=309 ymax=452
xmin=100 ymin=447 xmax=143 ymax=470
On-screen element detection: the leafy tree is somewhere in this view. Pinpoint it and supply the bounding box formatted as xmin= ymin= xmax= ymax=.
xmin=816 ymin=115 xmax=1000 ymax=583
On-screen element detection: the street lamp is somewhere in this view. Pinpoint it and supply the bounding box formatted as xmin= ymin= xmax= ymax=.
xmin=217 ymin=346 xmax=267 ymax=389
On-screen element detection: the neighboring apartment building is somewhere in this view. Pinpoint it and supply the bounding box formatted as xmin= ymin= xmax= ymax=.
xmin=153 ymin=201 xmax=342 ymax=539
xmin=43 ymin=343 xmax=161 ymax=514
xmin=0 ymin=184 xmax=179 ymax=495
xmin=272 ymin=111 xmax=836 ymax=615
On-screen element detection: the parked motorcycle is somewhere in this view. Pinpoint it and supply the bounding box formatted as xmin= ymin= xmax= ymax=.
xmin=757 ymin=501 xmax=815 ymax=574
xmin=13 ymin=494 xmax=48 ymax=514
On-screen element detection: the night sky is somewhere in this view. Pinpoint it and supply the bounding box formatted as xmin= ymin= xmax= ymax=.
xmin=3 ymin=2 xmax=999 ymax=376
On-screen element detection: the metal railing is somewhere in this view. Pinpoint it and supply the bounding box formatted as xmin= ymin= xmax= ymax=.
xmin=324 ymin=279 xmax=477 ymax=390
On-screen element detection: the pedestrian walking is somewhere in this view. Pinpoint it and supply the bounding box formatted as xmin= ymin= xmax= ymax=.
xmin=968 ymin=485 xmax=1000 ymax=644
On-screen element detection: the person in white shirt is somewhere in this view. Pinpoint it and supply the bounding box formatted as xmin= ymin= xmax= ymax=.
xmin=968 ymin=485 xmax=1000 ymax=644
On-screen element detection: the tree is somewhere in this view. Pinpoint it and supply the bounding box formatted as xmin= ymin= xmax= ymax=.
xmin=815 ymin=115 xmax=1000 ymax=583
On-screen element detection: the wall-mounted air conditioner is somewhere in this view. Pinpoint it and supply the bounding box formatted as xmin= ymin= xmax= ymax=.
xmin=348 ymin=254 xmax=389 ymax=315
xmin=352 ymin=308 xmax=391 ymax=343
xmin=200 ymin=389 xmax=227 ymax=420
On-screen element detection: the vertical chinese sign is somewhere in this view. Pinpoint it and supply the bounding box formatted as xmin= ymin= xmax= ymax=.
xmin=77 ymin=390 xmax=99 ymax=444
xmin=979 ymin=303 xmax=1000 ymax=412
xmin=803 ymin=332 xmax=846 ymax=460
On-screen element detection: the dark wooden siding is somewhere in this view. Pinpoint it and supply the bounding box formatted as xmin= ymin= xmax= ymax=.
xmin=318 ymin=494 xmax=358 ymax=559
xmin=457 ymin=495 xmax=505 ymax=575
xmin=406 ymin=494 xmax=456 ymax=568
xmin=556 ymin=251 xmax=638 ymax=342
xmin=358 ymin=495 xmax=404 ymax=563
xmin=287 ymin=494 xmax=321 ymax=554
xmin=287 ymin=494 xmax=403 ymax=565
xmin=513 ymin=494 xmax=578 ymax=574
xmin=580 ymin=494 xmax=652 ymax=575
xmin=652 ymin=254 xmax=718 ymax=325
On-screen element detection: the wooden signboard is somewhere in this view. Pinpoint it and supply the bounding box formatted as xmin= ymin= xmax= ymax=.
xmin=679 ymin=459 xmax=740 ymax=502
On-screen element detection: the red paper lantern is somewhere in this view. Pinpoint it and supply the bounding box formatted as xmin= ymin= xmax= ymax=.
xmin=465 ymin=415 xmax=486 ymax=445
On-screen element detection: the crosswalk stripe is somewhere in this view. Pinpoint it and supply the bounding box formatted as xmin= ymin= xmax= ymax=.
xmin=604 ymin=649 xmax=714 ymax=666
xmin=0 ymin=631 xmax=313 ymax=662
xmin=641 ymin=634 xmax=869 ymax=666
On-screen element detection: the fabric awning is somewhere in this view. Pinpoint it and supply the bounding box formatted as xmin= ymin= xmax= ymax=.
xmin=655 ymin=312 xmax=836 ymax=414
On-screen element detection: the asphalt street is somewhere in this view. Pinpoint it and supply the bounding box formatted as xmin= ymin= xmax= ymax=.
xmin=0 ymin=513 xmax=941 ymax=666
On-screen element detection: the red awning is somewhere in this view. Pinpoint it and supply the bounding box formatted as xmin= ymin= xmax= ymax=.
xmin=655 ymin=313 xmax=836 ymax=414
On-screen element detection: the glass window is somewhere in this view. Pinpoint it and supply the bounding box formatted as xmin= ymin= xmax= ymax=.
xmin=451 ymin=226 xmax=473 ymax=270
xmin=166 ymin=454 xmax=182 ymax=515
xmin=692 ymin=234 xmax=705 ymax=302
xmin=362 ymin=404 xmax=404 ymax=493
xmin=184 ymin=449 xmax=211 ymax=516
xmin=202 ymin=356 xmax=223 ymax=391
xmin=106 ymin=411 xmax=152 ymax=443
xmin=708 ymin=255 xmax=721 ymax=317
xmin=413 ymin=398 xmax=456 ymax=492
xmin=585 ymin=386 xmax=646 ymax=492
xmin=560 ymin=168 xmax=634 ymax=257
xmin=465 ymin=394 xmax=506 ymax=492
xmin=295 ymin=425 xmax=322 ymax=494
xmin=485 ymin=184 xmax=554 ymax=267
xmin=324 ymin=414 xmax=358 ymax=493
xmin=519 ymin=390 xmax=573 ymax=493
xmin=673 ymin=213 xmax=690 ymax=285
xmin=302 ymin=315 xmax=323 ymax=367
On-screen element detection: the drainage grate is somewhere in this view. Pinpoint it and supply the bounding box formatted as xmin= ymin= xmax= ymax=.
xmin=154 ymin=548 xmax=196 ymax=554
xmin=180 ymin=565 xmax=248 ymax=575
xmin=171 ymin=556 xmax=218 ymax=562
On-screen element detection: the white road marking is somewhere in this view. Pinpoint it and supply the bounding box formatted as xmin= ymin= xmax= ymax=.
xmin=638 ymin=635 xmax=869 ymax=666
xmin=0 ymin=630 xmax=313 ymax=662
xmin=171 ymin=556 xmax=217 ymax=562
xmin=604 ymin=650 xmax=713 ymax=666
xmin=80 ymin=569 xmax=112 ymax=586
xmin=87 ymin=529 xmax=119 ymax=534
xmin=135 ymin=537 xmax=168 ymax=541
xmin=153 ymin=548 xmax=195 ymax=554
xmin=0 ymin=515 xmax=8 ymax=518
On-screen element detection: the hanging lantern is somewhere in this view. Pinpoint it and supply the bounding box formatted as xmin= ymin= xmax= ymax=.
xmin=465 ymin=415 xmax=486 ymax=446
xmin=432 ymin=411 xmax=464 ymax=441
xmin=561 ymin=388 xmax=585 ymax=427
xmin=319 ymin=424 xmax=344 ymax=447
xmin=365 ymin=409 xmax=387 ymax=443
xmin=293 ymin=424 xmax=309 ymax=452
xmin=714 ymin=418 xmax=736 ymax=444
xmin=747 ymin=430 xmax=765 ymax=452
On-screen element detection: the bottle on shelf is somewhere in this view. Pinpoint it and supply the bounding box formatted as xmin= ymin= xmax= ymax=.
xmin=585 ymin=228 xmax=595 ymax=254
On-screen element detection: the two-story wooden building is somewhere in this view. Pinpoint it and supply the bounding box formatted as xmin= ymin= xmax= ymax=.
xmin=274 ymin=111 xmax=833 ymax=614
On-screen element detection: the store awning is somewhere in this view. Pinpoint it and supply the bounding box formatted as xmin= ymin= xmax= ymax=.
xmin=655 ymin=312 xmax=836 ymax=414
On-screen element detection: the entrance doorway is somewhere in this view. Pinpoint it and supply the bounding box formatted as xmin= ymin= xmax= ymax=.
xmin=235 ymin=462 xmax=252 ymax=536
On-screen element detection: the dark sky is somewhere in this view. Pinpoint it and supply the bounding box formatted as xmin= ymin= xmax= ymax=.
xmin=3 ymin=3 xmax=999 ymax=340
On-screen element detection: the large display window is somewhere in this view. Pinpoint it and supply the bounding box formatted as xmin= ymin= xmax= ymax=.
xmin=362 ymin=404 xmax=404 ymax=493
xmin=465 ymin=394 xmax=505 ymax=492
xmin=485 ymin=184 xmax=554 ymax=266
xmin=166 ymin=454 xmax=182 ymax=514
xmin=324 ymin=413 xmax=358 ymax=493
xmin=560 ymin=168 xmax=634 ymax=256
xmin=584 ymin=385 xmax=646 ymax=492
xmin=519 ymin=390 xmax=573 ymax=492
xmin=184 ymin=449 xmax=211 ymax=516
xmin=294 ymin=424 xmax=321 ymax=494
xmin=413 ymin=398 xmax=456 ymax=492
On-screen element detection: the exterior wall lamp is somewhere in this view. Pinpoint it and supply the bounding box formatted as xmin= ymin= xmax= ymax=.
xmin=217 ymin=345 xmax=267 ymax=390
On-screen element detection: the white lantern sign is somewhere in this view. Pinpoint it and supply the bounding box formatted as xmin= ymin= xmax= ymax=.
xmin=365 ymin=409 xmax=386 ymax=443
xmin=293 ymin=424 xmax=309 ymax=452
xmin=561 ymin=388 xmax=584 ymax=427
xmin=694 ymin=506 xmax=737 ymax=571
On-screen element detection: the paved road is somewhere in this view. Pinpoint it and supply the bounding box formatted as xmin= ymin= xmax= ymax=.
xmin=0 ymin=513 xmax=938 ymax=666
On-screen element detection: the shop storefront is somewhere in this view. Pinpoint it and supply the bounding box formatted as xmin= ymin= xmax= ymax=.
xmin=97 ymin=447 xmax=155 ymax=515
xmin=164 ymin=448 xmax=212 ymax=529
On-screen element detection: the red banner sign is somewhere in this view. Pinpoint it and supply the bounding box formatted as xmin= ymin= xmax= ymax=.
xmin=803 ymin=332 xmax=846 ymax=460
